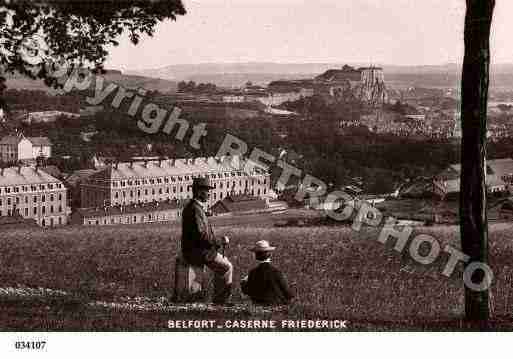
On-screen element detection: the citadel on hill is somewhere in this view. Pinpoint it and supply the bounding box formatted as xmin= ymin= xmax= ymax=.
xmin=207 ymin=64 xmax=389 ymax=109
xmin=314 ymin=65 xmax=388 ymax=105
xmin=267 ymin=64 xmax=388 ymax=107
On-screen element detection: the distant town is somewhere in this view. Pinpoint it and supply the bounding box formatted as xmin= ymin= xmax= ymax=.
xmin=2 ymin=63 xmax=513 ymax=228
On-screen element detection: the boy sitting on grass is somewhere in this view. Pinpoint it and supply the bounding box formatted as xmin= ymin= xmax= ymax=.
xmin=241 ymin=240 xmax=294 ymax=306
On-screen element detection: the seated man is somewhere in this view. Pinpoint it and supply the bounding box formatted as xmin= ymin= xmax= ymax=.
xmin=241 ymin=240 xmax=294 ymax=306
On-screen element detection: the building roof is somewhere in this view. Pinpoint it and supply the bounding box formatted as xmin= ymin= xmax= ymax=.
xmin=64 ymin=169 xmax=102 ymax=187
xmin=28 ymin=137 xmax=52 ymax=147
xmin=40 ymin=165 xmax=63 ymax=179
xmin=448 ymin=158 xmax=513 ymax=177
xmin=0 ymin=135 xmax=52 ymax=147
xmin=487 ymin=175 xmax=507 ymax=188
xmin=268 ymin=79 xmax=314 ymax=88
xmin=0 ymin=135 xmax=24 ymax=145
xmin=75 ymin=200 xmax=180 ymax=219
xmin=436 ymin=164 xmax=508 ymax=194
xmin=88 ymin=156 xmax=267 ymax=182
xmin=0 ymin=166 xmax=62 ymax=186
xmin=212 ymin=194 xmax=267 ymax=214
xmin=488 ymin=158 xmax=513 ymax=178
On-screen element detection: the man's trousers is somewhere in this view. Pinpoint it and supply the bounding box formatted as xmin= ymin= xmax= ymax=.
xmin=205 ymin=253 xmax=233 ymax=304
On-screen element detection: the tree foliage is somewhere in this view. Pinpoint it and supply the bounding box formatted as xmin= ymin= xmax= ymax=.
xmin=0 ymin=0 xmax=186 ymax=88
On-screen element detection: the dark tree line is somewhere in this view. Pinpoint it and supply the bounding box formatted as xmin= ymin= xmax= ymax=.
xmin=177 ymin=81 xmax=218 ymax=93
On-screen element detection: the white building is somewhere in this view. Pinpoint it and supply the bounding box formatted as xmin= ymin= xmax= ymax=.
xmin=0 ymin=135 xmax=52 ymax=162
xmin=24 ymin=111 xmax=79 ymax=124
xmin=255 ymin=89 xmax=313 ymax=107
xmin=434 ymin=158 xmax=513 ymax=199
xmin=29 ymin=137 xmax=52 ymax=159
xmin=222 ymin=94 xmax=245 ymax=103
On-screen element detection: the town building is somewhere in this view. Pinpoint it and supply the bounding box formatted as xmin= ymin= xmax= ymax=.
xmin=434 ymin=158 xmax=513 ymax=199
xmin=221 ymin=94 xmax=245 ymax=103
xmin=253 ymin=89 xmax=313 ymax=107
xmin=0 ymin=135 xmax=52 ymax=162
xmin=64 ymin=168 xmax=103 ymax=208
xmin=220 ymin=89 xmax=313 ymax=107
xmin=404 ymin=114 xmax=426 ymax=121
xmin=79 ymin=105 xmax=104 ymax=118
xmin=39 ymin=165 xmax=64 ymax=180
xmin=0 ymin=165 xmax=70 ymax=226
xmin=23 ymin=110 xmax=79 ymax=124
xmin=211 ymin=194 xmax=268 ymax=216
xmin=29 ymin=137 xmax=52 ymax=159
xmin=70 ymin=200 xmax=180 ymax=226
xmin=79 ymin=156 xmax=272 ymax=210
xmin=488 ymin=198 xmax=513 ymax=221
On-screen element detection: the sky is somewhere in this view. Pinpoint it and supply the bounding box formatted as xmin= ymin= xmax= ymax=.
xmin=104 ymin=0 xmax=513 ymax=71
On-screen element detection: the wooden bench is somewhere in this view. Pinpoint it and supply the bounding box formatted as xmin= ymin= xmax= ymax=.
xmin=173 ymin=256 xmax=206 ymax=302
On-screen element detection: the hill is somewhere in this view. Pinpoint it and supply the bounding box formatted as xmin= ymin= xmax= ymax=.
xmin=4 ymin=70 xmax=178 ymax=94
xmin=0 ymin=215 xmax=512 ymax=330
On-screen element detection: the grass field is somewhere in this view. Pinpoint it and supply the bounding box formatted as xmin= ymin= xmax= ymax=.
xmin=1 ymin=213 xmax=513 ymax=331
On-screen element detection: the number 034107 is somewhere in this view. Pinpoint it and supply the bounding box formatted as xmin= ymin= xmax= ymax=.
xmin=15 ymin=341 xmax=46 ymax=350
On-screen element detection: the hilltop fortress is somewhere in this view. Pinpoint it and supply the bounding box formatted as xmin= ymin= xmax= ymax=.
xmin=267 ymin=64 xmax=388 ymax=107
xmin=313 ymin=65 xmax=388 ymax=106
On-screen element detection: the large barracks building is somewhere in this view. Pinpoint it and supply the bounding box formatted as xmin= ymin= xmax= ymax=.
xmin=0 ymin=166 xmax=70 ymax=227
xmin=79 ymin=155 xmax=271 ymax=212
xmin=0 ymin=156 xmax=272 ymax=227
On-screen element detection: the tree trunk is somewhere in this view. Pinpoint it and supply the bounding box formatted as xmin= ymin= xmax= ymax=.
xmin=460 ymin=0 xmax=495 ymax=322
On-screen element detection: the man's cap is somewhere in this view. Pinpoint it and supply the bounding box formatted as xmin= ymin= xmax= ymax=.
xmin=250 ymin=240 xmax=276 ymax=252
xmin=192 ymin=177 xmax=214 ymax=190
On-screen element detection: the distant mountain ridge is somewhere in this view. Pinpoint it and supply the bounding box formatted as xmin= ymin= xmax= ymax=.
xmin=126 ymin=62 xmax=513 ymax=88
xmin=127 ymin=62 xmax=513 ymax=78
xmin=6 ymin=63 xmax=513 ymax=92
xmin=4 ymin=70 xmax=178 ymax=93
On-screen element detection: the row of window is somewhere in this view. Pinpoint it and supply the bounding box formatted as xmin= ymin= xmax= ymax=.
xmin=0 ymin=193 xmax=64 ymax=206
xmin=0 ymin=204 xmax=64 ymax=217
xmin=112 ymin=196 xmax=187 ymax=206
xmin=0 ymin=183 xmax=63 ymax=194
xmin=86 ymin=211 xmax=180 ymax=226
xmin=110 ymin=187 xmax=267 ymax=206
xmin=85 ymin=184 xmax=269 ymax=208
xmin=107 ymin=172 xmax=266 ymax=188
xmin=40 ymin=217 xmax=64 ymax=227
xmin=109 ymin=180 xmax=268 ymax=200
xmin=110 ymin=178 xmax=267 ymax=196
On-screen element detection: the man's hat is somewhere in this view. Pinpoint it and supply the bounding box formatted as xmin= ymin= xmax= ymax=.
xmin=192 ymin=177 xmax=214 ymax=190
xmin=250 ymin=240 xmax=276 ymax=252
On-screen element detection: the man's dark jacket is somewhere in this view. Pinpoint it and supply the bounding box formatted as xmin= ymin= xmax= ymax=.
xmin=241 ymin=262 xmax=294 ymax=306
xmin=181 ymin=199 xmax=220 ymax=266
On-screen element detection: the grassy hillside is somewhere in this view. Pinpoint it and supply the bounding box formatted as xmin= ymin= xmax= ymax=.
xmin=1 ymin=220 xmax=513 ymax=330
xmin=5 ymin=71 xmax=177 ymax=94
